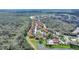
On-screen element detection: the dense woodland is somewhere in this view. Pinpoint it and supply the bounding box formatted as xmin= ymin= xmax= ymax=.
xmin=0 ymin=12 xmax=33 ymax=50
xmin=40 ymin=13 xmax=78 ymax=34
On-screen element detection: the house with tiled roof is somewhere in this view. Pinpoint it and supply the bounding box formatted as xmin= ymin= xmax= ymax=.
xmin=47 ymin=37 xmax=60 ymax=45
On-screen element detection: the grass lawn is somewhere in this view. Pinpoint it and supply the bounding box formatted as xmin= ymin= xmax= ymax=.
xmin=47 ymin=44 xmax=71 ymax=48
xmin=39 ymin=39 xmax=47 ymax=47
xmin=42 ymin=40 xmax=46 ymax=46
xmin=30 ymin=38 xmax=38 ymax=48
xmin=26 ymin=36 xmax=38 ymax=49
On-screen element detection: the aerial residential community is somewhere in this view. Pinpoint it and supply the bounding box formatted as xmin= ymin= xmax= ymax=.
xmin=0 ymin=9 xmax=79 ymax=50
xmin=26 ymin=15 xmax=79 ymax=50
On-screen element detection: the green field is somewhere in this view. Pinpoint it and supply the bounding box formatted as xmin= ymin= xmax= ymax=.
xmin=46 ymin=44 xmax=71 ymax=48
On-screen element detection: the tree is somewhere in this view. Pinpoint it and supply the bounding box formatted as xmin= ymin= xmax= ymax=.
xmin=47 ymin=33 xmax=53 ymax=39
